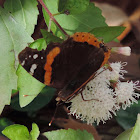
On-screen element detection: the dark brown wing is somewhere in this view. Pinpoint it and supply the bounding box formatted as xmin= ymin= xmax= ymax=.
xmin=18 ymin=43 xmax=59 ymax=83
xmin=50 ymin=38 xmax=105 ymax=101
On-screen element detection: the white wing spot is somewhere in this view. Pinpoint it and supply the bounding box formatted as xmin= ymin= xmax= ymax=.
xmin=30 ymin=68 xmax=34 ymax=74
xmin=31 ymin=64 xmax=37 ymax=70
xmin=33 ymin=54 xmax=38 ymax=59
xmin=21 ymin=60 xmax=25 ymax=66
xmin=29 ymin=71 xmax=33 ymax=76
xmin=41 ymin=57 xmax=43 ymax=59
xmin=30 ymin=64 xmax=37 ymax=75
xmin=29 ymin=55 xmax=31 ymax=58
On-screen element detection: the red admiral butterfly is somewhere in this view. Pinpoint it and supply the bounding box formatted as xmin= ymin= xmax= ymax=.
xmin=18 ymin=32 xmax=111 ymax=102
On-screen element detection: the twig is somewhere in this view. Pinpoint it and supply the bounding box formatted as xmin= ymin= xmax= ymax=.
xmin=38 ymin=0 xmax=69 ymax=37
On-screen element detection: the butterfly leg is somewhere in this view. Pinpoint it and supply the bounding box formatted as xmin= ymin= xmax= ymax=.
xmin=80 ymin=92 xmax=99 ymax=102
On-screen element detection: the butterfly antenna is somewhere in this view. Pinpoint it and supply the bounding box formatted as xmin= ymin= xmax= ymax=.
xmin=49 ymin=101 xmax=64 ymax=126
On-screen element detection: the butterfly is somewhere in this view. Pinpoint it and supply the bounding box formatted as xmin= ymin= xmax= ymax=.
xmin=18 ymin=32 xmax=111 ymax=103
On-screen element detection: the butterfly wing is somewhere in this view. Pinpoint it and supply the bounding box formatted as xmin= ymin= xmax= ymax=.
xmin=18 ymin=43 xmax=59 ymax=84
xmin=50 ymin=38 xmax=106 ymax=101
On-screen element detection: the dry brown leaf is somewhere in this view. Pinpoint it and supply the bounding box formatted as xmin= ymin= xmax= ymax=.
xmin=94 ymin=2 xmax=131 ymax=41
xmin=110 ymin=53 xmax=140 ymax=80
xmin=129 ymin=6 xmax=140 ymax=22
xmin=95 ymin=3 xmax=140 ymax=41
xmin=0 ymin=0 xmax=5 ymax=6
xmin=132 ymin=20 xmax=140 ymax=42
xmin=94 ymin=2 xmax=128 ymax=26
xmin=117 ymin=22 xmax=131 ymax=41
xmin=0 ymin=136 xmax=9 ymax=140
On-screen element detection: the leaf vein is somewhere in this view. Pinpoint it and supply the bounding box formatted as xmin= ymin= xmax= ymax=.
xmin=18 ymin=0 xmax=26 ymax=29
xmin=71 ymin=15 xmax=92 ymax=29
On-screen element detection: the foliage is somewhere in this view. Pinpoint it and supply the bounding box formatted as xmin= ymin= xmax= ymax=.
xmin=0 ymin=118 xmax=14 ymax=135
xmin=58 ymin=0 xmax=90 ymax=14
xmin=41 ymin=29 xmax=64 ymax=44
xmin=0 ymin=6 xmax=33 ymax=114
xmin=2 ymin=115 xmax=140 ymax=140
xmin=4 ymin=0 xmax=39 ymax=35
xmin=44 ymin=129 xmax=94 ymax=140
xmin=115 ymin=114 xmax=140 ymax=140
xmin=90 ymin=26 xmax=125 ymax=43
xmin=11 ymin=86 xmax=56 ymax=112
xmin=116 ymin=100 xmax=140 ymax=130
xmin=2 ymin=123 xmax=39 ymax=140
xmin=43 ymin=0 xmax=107 ymax=39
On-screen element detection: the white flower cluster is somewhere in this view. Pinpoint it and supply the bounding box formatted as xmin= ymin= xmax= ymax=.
xmin=68 ymin=62 xmax=140 ymax=125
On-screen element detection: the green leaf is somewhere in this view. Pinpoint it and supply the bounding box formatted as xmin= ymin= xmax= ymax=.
xmin=17 ymin=65 xmax=45 ymax=107
xmin=114 ymin=38 xmax=120 ymax=43
xmin=2 ymin=124 xmax=30 ymax=140
xmin=10 ymin=86 xmax=56 ymax=112
xmin=115 ymin=114 xmax=140 ymax=140
xmin=0 ymin=7 xmax=33 ymax=114
xmin=90 ymin=26 xmax=125 ymax=43
xmin=0 ymin=118 xmax=14 ymax=135
xmin=58 ymin=0 xmax=90 ymax=14
xmin=115 ymin=128 xmax=133 ymax=140
xmin=2 ymin=123 xmax=40 ymax=140
xmin=44 ymin=129 xmax=94 ymax=140
xmin=29 ymin=38 xmax=47 ymax=51
xmin=4 ymin=0 xmax=39 ymax=35
xmin=116 ymin=101 xmax=140 ymax=130
xmin=43 ymin=0 xmax=107 ymax=38
xmin=12 ymin=89 xmax=18 ymax=95
xmin=129 ymin=114 xmax=140 ymax=140
xmin=30 ymin=123 xmax=40 ymax=140
xmin=41 ymin=29 xmax=63 ymax=44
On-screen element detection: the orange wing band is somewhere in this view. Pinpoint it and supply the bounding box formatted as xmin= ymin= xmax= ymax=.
xmin=44 ymin=47 xmax=60 ymax=85
xmin=101 ymin=49 xmax=111 ymax=67
xmin=72 ymin=32 xmax=101 ymax=48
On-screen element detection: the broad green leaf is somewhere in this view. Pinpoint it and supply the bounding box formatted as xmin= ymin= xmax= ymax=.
xmin=58 ymin=0 xmax=66 ymax=13
xmin=17 ymin=65 xmax=45 ymax=107
xmin=17 ymin=38 xmax=48 ymax=107
xmin=2 ymin=124 xmax=30 ymax=140
xmin=4 ymin=0 xmax=39 ymax=35
xmin=11 ymin=86 xmax=56 ymax=112
xmin=44 ymin=129 xmax=94 ymax=140
xmin=129 ymin=114 xmax=140 ymax=140
xmin=30 ymin=123 xmax=40 ymax=140
xmin=0 ymin=7 xmax=33 ymax=114
xmin=115 ymin=128 xmax=133 ymax=140
xmin=29 ymin=38 xmax=47 ymax=51
xmin=116 ymin=101 xmax=140 ymax=130
xmin=90 ymin=26 xmax=125 ymax=43
xmin=0 ymin=118 xmax=14 ymax=135
xmin=115 ymin=114 xmax=140 ymax=140
xmin=58 ymin=0 xmax=90 ymax=14
xmin=12 ymin=89 xmax=18 ymax=95
xmin=41 ymin=29 xmax=63 ymax=44
xmin=43 ymin=0 xmax=107 ymax=39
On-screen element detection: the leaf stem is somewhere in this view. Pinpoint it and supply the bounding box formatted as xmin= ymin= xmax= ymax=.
xmin=38 ymin=0 xmax=69 ymax=37
xmin=53 ymin=13 xmax=61 ymax=16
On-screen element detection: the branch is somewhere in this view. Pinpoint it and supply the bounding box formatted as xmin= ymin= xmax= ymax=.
xmin=38 ymin=0 xmax=69 ymax=37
